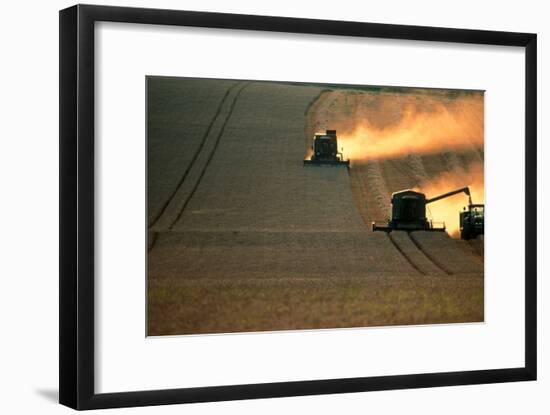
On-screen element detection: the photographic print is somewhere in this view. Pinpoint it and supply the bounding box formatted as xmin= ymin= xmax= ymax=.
xmin=147 ymin=77 xmax=484 ymax=336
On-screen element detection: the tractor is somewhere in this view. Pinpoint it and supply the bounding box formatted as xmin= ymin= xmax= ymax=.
xmin=460 ymin=204 xmax=485 ymax=240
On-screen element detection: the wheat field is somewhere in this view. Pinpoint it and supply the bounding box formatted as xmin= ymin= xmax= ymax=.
xmin=147 ymin=77 xmax=484 ymax=335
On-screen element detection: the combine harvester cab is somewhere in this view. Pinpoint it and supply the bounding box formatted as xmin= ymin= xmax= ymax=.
xmin=303 ymin=130 xmax=350 ymax=167
xmin=372 ymin=190 xmax=446 ymax=233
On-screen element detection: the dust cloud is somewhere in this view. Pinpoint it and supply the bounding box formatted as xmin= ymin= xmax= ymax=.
xmin=416 ymin=161 xmax=484 ymax=237
xmin=308 ymin=90 xmax=484 ymax=163
xmin=306 ymin=87 xmax=485 ymax=238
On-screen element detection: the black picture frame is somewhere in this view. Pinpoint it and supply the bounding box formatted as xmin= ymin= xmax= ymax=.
xmin=59 ymin=4 xmax=537 ymax=410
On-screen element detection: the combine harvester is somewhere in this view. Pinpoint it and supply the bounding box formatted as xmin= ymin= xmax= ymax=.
xmin=303 ymin=130 xmax=350 ymax=167
xmin=372 ymin=186 xmax=484 ymax=240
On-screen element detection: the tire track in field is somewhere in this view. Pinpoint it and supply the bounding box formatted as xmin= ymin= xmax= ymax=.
xmin=169 ymin=82 xmax=250 ymax=230
xmin=386 ymin=233 xmax=424 ymax=275
xmin=148 ymin=81 xmax=240 ymax=229
xmin=408 ymin=231 xmax=453 ymax=275
xmin=147 ymin=231 xmax=158 ymax=253
xmin=386 ymin=231 xmax=447 ymax=275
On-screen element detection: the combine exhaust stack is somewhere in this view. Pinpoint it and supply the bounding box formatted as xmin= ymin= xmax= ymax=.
xmin=304 ymin=130 xmax=350 ymax=167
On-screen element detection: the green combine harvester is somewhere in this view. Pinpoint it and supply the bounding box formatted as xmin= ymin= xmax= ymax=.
xmin=372 ymin=186 xmax=484 ymax=240
xmin=303 ymin=130 xmax=350 ymax=167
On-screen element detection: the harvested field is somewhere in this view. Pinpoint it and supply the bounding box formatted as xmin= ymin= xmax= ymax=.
xmin=149 ymin=275 xmax=483 ymax=336
xmin=150 ymin=231 xmax=415 ymax=281
xmin=148 ymin=78 xmax=484 ymax=335
xmin=147 ymin=77 xmax=238 ymax=227
xmin=387 ymin=231 xmax=447 ymax=276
